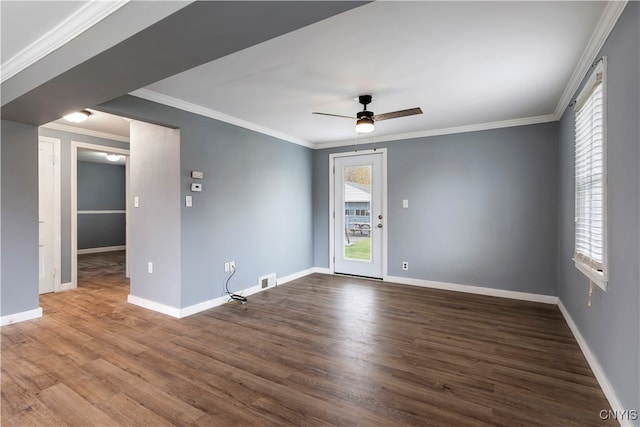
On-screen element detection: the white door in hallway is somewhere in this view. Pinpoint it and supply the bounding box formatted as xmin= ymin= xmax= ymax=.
xmin=38 ymin=140 xmax=56 ymax=294
xmin=333 ymin=151 xmax=386 ymax=279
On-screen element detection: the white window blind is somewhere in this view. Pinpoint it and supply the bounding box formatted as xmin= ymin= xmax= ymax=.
xmin=574 ymin=58 xmax=607 ymax=290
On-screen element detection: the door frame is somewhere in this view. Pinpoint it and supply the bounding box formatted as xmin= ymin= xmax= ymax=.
xmin=71 ymin=141 xmax=130 ymax=289
xmin=329 ymin=149 xmax=388 ymax=278
xmin=38 ymin=136 xmax=62 ymax=292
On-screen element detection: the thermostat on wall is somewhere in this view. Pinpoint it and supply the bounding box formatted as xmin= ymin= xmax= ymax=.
xmin=191 ymin=183 xmax=202 ymax=192
xmin=191 ymin=171 xmax=204 ymax=179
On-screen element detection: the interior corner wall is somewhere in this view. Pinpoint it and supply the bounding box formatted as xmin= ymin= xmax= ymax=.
xmin=129 ymin=121 xmax=181 ymax=308
xmin=557 ymin=1 xmax=639 ymax=412
xmin=38 ymin=127 xmax=129 ymax=283
xmin=1 ymin=120 xmax=39 ymax=316
xmin=314 ymin=122 xmax=559 ymax=296
xmin=100 ymin=95 xmax=314 ymax=308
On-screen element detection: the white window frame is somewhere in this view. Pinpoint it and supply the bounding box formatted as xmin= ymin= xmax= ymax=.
xmin=573 ymin=57 xmax=608 ymax=291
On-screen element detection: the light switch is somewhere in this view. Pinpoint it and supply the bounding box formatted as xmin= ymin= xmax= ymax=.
xmin=185 ymin=196 xmax=193 ymax=207
xmin=134 ymin=196 xmax=140 ymax=208
xmin=402 ymin=199 xmax=409 ymax=209
xmin=191 ymin=171 xmax=204 ymax=179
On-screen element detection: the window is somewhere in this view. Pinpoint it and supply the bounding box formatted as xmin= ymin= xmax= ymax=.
xmin=574 ymin=57 xmax=607 ymax=291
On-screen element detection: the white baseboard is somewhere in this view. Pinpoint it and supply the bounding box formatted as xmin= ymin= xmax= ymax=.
xmin=1 ymin=307 xmax=43 ymax=326
xmin=127 ymin=294 xmax=182 ymax=318
xmin=179 ymin=295 xmax=229 ymax=318
xmin=384 ymin=275 xmax=558 ymax=305
xmin=278 ymin=267 xmax=317 ymax=285
xmin=311 ymin=267 xmax=332 ymax=275
xmin=57 ymin=282 xmax=74 ymax=291
xmin=77 ymin=245 xmax=125 ymax=255
xmin=127 ymin=267 xmax=320 ymax=319
xmin=557 ymin=300 xmax=632 ymax=427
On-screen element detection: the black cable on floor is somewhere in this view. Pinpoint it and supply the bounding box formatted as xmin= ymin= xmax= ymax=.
xmin=224 ymin=267 xmax=247 ymax=303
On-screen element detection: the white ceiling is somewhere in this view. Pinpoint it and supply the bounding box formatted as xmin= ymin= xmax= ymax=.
xmin=2 ymin=1 xmax=613 ymax=148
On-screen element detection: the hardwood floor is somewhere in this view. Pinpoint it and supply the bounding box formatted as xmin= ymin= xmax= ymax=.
xmin=2 ymin=253 xmax=615 ymax=426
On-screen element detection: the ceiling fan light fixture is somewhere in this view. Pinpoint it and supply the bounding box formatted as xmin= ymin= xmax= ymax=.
xmin=63 ymin=109 xmax=91 ymax=123
xmin=355 ymin=117 xmax=375 ymax=133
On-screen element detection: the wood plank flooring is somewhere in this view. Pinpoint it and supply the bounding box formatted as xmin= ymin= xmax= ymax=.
xmin=1 ymin=251 xmax=615 ymax=426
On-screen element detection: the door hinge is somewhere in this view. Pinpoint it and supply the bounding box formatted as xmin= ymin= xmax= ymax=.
xmin=332 ymin=211 xmax=335 ymax=218
xmin=333 ymin=256 xmax=335 ymax=263
xmin=52 ymin=267 xmax=57 ymax=277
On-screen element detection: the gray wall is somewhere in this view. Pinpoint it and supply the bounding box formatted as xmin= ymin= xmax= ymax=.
xmin=37 ymin=127 xmax=128 ymax=283
xmin=129 ymin=121 xmax=182 ymax=308
xmin=557 ymin=1 xmax=639 ymax=412
xmin=100 ymin=96 xmax=314 ymax=307
xmin=314 ymin=122 xmax=559 ymax=296
xmin=1 ymin=120 xmax=39 ymax=316
xmin=77 ymin=161 xmax=126 ymax=250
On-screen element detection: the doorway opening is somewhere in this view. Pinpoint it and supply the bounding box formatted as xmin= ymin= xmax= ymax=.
xmin=71 ymin=142 xmax=130 ymax=290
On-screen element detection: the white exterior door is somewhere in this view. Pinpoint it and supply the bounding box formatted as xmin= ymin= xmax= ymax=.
xmin=38 ymin=141 xmax=56 ymax=294
xmin=333 ymin=152 xmax=385 ymax=278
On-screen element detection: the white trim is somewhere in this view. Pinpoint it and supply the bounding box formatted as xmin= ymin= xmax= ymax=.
xmin=1 ymin=0 xmax=130 ymax=83
xmin=71 ymin=141 xmax=130 ymax=290
xmin=554 ymin=0 xmax=628 ymax=118
xmin=38 ymin=136 xmax=62 ymax=294
xmin=384 ymin=275 xmax=558 ymax=305
xmin=130 ymin=89 xmax=313 ymax=148
xmin=58 ymin=282 xmax=73 ymax=292
xmin=127 ymin=294 xmax=182 ymax=318
xmin=311 ymin=267 xmax=332 ymax=275
xmin=329 ymin=149 xmax=388 ymax=278
xmin=77 ymin=245 xmax=126 ymax=255
xmin=127 ymin=267 xmax=320 ymax=319
xmin=77 ymin=210 xmax=126 ymax=215
xmin=277 ymin=268 xmax=317 ymax=285
xmin=41 ymin=123 xmax=130 ymax=143
xmin=316 ymin=114 xmax=557 ymax=150
xmin=1 ymin=307 xmax=43 ymax=326
xmin=557 ymin=300 xmax=632 ymax=427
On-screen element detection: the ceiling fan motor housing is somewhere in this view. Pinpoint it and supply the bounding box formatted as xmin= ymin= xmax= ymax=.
xmin=357 ymin=110 xmax=374 ymax=120
xmin=358 ymin=95 xmax=373 ymax=106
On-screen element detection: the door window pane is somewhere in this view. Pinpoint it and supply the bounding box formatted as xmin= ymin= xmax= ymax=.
xmin=343 ymin=165 xmax=371 ymax=261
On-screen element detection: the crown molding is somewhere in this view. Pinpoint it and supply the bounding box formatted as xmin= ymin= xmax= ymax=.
xmin=553 ymin=0 xmax=628 ymax=119
xmin=40 ymin=122 xmax=130 ymax=143
xmin=313 ymin=114 xmax=557 ymax=150
xmin=132 ymin=88 xmax=558 ymax=150
xmin=1 ymin=0 xmax=129 ymax=83
xmin=129 ymin=89 xmax=314 ymax=149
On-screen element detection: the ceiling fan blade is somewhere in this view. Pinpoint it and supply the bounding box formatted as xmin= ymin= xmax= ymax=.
xmin=373 ymin=107 xmax=423 ymax=122
xmin=312 ymin=112 xmax=356 ymax=119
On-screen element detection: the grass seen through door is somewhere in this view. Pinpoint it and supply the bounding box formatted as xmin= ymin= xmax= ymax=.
xmin=345 ymin=238 xmax=371 ymax=260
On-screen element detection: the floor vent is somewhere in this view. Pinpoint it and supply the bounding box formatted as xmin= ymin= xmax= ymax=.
xmin=258 ymin=273 xmax=277 ymax=289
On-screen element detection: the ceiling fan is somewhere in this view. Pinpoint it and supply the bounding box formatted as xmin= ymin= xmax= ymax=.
xmin=313 ymin=95 xmax=422 ymax=133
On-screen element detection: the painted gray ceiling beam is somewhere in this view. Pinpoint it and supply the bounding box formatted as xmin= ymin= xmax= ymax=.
xmin=1 ymin=1 xmax=367 ymax=126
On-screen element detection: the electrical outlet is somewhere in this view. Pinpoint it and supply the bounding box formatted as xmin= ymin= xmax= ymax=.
xmin=402 ymin=261 xmax=409 ymax=271
xmin=224 ymin=262 xmax=230 ymax=272
xmin=230 ymin=261 xmax=236 ymax=270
